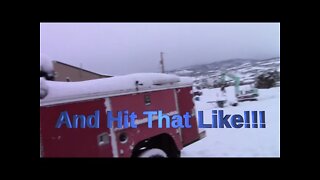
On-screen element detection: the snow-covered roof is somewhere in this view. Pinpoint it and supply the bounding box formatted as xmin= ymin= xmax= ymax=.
xmin=174 ymin=70 xmax=193 ymax=75
xmin=40 ymin=73 xmax=193 ymax=106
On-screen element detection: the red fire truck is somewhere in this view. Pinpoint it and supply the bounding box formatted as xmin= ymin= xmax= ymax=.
xmin=40 ymin=73 xmax=206 ymax=157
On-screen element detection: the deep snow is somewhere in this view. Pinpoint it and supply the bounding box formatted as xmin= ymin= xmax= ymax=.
xmin=181 ymin=86 xmax=280 ymax=157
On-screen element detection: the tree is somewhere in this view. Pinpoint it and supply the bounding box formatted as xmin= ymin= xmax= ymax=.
xmin=255 ymin=71 xmax=276 ymax=89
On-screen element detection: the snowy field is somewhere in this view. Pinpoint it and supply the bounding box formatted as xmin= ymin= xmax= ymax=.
xmin=181 ymin=86 xmax=280 ymax=157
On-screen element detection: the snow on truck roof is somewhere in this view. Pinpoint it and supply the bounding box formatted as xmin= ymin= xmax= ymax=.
xmin=40 ymin=73 xmax=194 ymax=105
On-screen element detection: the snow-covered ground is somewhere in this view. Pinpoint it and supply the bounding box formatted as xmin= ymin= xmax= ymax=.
xmin=181 ymin=86 xmax=280 ymax=157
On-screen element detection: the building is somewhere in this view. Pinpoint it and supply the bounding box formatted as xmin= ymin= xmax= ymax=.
xmin=53 ymin=61 xmax=112 ymax=82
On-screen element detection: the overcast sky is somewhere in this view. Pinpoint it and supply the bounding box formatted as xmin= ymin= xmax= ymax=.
xmin=40 ymin=23 xmax=280 ymax=75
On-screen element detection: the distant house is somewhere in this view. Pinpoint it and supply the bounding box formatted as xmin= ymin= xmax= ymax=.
xmin=52 ymin=61 xmax=112 ymax=82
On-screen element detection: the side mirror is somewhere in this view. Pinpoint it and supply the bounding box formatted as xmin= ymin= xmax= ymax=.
xmin=40 ymin=78 xmax=48 ymax=99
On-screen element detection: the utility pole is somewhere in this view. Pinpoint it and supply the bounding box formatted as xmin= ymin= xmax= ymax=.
xmin=160 ymin=52 xmax=165 ymax=73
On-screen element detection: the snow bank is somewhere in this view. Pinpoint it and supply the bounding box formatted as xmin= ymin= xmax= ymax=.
xmin=40 ymin=73 xmax=193 ymax=103
xmin=182 ymin=87 xmax=280 ymax=157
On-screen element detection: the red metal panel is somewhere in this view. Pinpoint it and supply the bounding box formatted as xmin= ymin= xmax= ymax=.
xmin=110 ymin=89 xmax=183 ymax=157
xmin=40 ymin=98 xmax=113 ymax=157
xmin=40 ymin=88 xmax=196 ymax=157
xmin=176 ymin=87 xmax=200 ymax=146
xmin=110 ymin=89 xmax=176 ymax=119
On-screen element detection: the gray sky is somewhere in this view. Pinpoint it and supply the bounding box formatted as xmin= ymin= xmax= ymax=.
xmin=40 ymin=23 xmax=280 ymax=75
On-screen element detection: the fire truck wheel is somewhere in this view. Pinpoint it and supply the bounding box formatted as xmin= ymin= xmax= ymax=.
xmin=138 ymin=148 xmax=168 ymax=158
